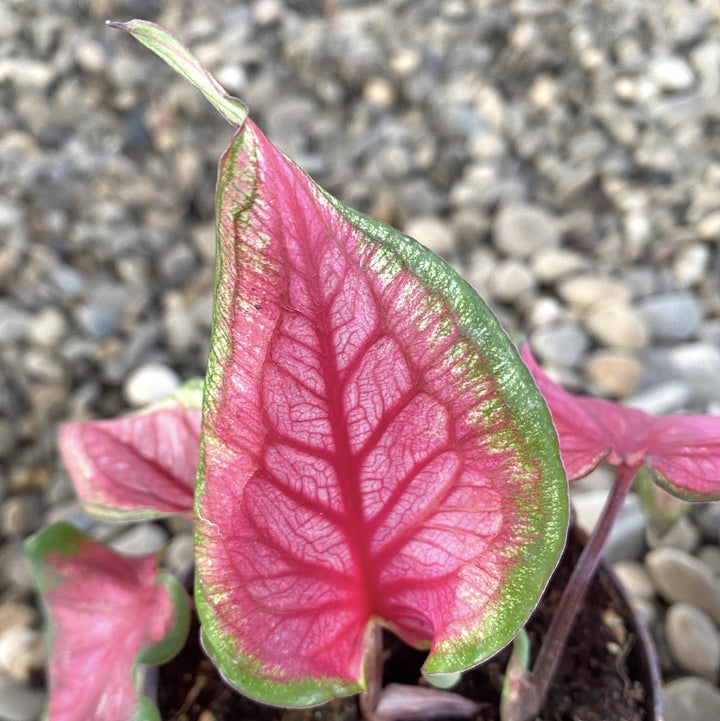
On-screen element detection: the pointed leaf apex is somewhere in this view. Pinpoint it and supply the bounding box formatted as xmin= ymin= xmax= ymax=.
xmin=108 ymin=19 xmax=248 ymax=127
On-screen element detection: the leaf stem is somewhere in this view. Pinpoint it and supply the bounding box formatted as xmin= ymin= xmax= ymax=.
xmin=359 ymin=624 xmax=384 ymax=718
xmin=512 ymin=463 xmax=638 ymax=721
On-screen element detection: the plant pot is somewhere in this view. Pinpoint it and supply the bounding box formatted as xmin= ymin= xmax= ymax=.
xmin=158 ymin=525 xmax=662 ymax=721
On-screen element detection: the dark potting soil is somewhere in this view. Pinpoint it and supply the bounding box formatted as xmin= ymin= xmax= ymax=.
xmin=158 ymin=528 xmax=650 ymax=721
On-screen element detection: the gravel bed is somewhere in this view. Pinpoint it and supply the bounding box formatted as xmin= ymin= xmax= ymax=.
xmin=1 ymin=1 xmax=720 ymax=720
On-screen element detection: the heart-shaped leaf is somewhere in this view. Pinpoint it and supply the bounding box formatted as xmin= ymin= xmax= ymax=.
xmin=25 ymin=522 xmax=190 ymax=721
xmin=114 ymin=20 xmax=568 ymax=709
xmin=58 ymin=379 xmax=203 ymax=520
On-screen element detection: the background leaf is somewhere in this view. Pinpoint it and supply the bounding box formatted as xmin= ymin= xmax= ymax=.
xmin=26 ymin=522 xmax=190 ymax=721
xmin=58 ymin=381 xmax=202 ymax=520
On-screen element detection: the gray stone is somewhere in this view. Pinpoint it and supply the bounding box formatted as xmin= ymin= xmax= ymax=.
xmin=529 ymin=323 xmax=588 ymax=368
xmin=0 ymin=496 xmax=43 ymax=538
xmin=0 ymin=672 xmax=46 ymax=721
xmin=492 ymin=202 xmax=561 ymax=258
xmin=74 ymin=302 xmax=119 ymax=340
xmin=625 ymin=381 xmax=692 ymax=415
xmin=652 ymin=515 xmax=702 ymax=554
xmin=668 ymin=344 xmax=720 ymax=403
xmin=572 ymin=490 xmax=648 ymax=562
xmin=697 ymin=545 xmax=720 ymax=576
xmin=639 ymin=292 xmax=703 ymax=342
xmin=109 ymin=523 xmax=169 ymax=556
xmin=648 ymin=55 xmax=696 ymax=92
xmin=122 ymin=363 xmax=181 ymax=408
xmin=489 ymin=259 xmax=536 ymax=302
xmin=663 ymin=676 xmax=720 ymax=721
xmin=646 ymin=547 xmax=720 ymax=624
xmin=665 ymin=602 xmax=720 ymax=680
xmin=696 ymin=505 xmax=720 ymax=543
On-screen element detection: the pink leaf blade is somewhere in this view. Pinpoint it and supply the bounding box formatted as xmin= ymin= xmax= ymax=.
xmin=521 ymin=345 xmax=645 ymax=478
xmin=523 ymin=345 xmax=720 ymax=501
xmin=195 ymin=119 xmax=568 ymax=706
xmin=646 ymin=414 xmax=720 ymax=501
xmin=25 ymin=522 xmax=190 ymax=721
xmin=59 ymin=390 xmax=201 ymax=521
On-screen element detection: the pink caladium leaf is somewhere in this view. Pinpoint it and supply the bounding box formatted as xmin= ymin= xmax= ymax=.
xmin=25 ymin=522 xmax=190 ymax=721
xmin=115 ymin=21 xmax=568 ymax=709
xmin=521 ymin=344 xmax=720 ymax=501
xmin=58 ymin=378 xmax=202 ymax=520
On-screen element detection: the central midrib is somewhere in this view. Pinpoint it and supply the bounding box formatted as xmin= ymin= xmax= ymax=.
xmin=315 ymin=312 xmax=378 ymax=624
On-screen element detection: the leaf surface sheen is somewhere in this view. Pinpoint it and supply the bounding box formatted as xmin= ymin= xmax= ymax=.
xmin=196 ymin=119 xmax=567 ymax=707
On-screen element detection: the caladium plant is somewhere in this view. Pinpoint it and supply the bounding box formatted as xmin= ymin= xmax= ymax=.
xmin=27 ymin=17 xmax=719 ymax=721
xmin=24 ymin=18 xmax=569 ymax=721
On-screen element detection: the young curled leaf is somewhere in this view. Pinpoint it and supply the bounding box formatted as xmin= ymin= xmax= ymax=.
xmin=25 ymin=522 xmax=190 ymax=721
xmin=59 ymin=379 xmax=202 ymax=520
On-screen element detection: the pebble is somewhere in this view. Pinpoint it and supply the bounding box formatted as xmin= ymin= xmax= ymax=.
xmin=571 ymin=490 xmax=648 ymax=562
xmin=530 ymin=247 xmax=587 ymax=284
xmin=403 ymin=215 xmax=456 ymax=257
xmin=122 ymin=363 xmax=181 ymax=408
xmin=645 ymin=547 xmax=720 ymax=624
xmin=583 ymin=301 xmax=648 ymax=350
xmin=648 ymin=55 xmax=696 ymax=92
xmin=585 ymin=350 xmax=643 ymax=398
xmin=612 ymin=560 xmax=656 ymax=600
xmin=0 ymin=626 xmax=45 ymax=683
xmin=665 ymin=602 xmax=720 ymax=680
xmin=165 ymin=532 xmax=195 ymax=578
xmin=696 ymin=505 xmax=720 ymax=544
xmin=625 ymin=380 xmax=692 ymax=415
xmin=668 ymin=344 xmax=720 ymax=403
xmin=0 ymin=672 xmax=46 ymax=721
xmin=650 ymin=515 xmax=701 ymax=554
xmin=28 ymin=307 xmax=67 ymax=348
xmin=488 ymin=259 xmax=536 ymax=303
xmin=663 ymin=676 xmax=720 ymax=721
xmin=109 ymin=523 xmax=169 ymax=556
xmin=697 ymin=545 xmax=720 ymax=576
xmin=697 ymin=210 xmax=720 ymax=241
xmin=639 ymin=292 xmax=703 ymax=342
xmin=557 ymin=275 xmax=631 ymax=311
xmin=529 ymin=323 xmax=588 ymax=368
xmin=491 ymin=202 xmax=561 ymax=258
xmin=0 ymin=496 xmax=43 ymax=538
xmin=673 ymin=244 xmax=710 ymax=287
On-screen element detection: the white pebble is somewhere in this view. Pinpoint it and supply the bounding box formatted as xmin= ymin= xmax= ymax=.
xmin=666 ymin=602 xmax=720 ymax=680
xmin=123 ymin=363 xmax=181 ymax=408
